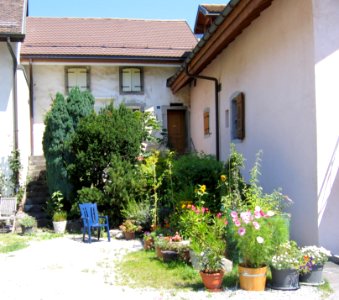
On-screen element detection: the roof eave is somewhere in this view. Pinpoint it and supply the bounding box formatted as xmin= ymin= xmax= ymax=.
xmin=20 ymin=54 xmax=189 ymax=64
xmin=0 ymin=33 xmax=25 ymax=42
xmin=169 ymin=0 xmax=274 ymax=93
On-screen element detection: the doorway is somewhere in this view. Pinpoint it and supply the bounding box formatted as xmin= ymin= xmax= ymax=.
xmin=167 ymin=110 xmax=187 ymax=154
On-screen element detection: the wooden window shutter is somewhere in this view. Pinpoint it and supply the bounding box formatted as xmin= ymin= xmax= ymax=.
xmin=122 ymin=69 xmax=132 ymax=92
xmin=231 ymin=92 xmax=245 ymax=140
xmin=204 ymin=110 xmax=210 ymax=135
xmin=236 ymin=92 xmax=245 ymax=139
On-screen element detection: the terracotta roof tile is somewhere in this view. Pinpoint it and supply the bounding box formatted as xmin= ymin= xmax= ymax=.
xmin=0 ymin=0 xmax=26 ymax=36
xmin=21 ymin=17 xmax=197 ymax=60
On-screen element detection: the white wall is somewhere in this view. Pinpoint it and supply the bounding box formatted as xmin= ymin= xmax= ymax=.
xmin=190 ymin=0 xmax=320 ymax=248
xmin=29 ymin=64 xmax=189 ymax=155
xmin=0 ymin=43 xmax=14 ymax=191
xmin=313 ymin=0 xmax=339 ymax=254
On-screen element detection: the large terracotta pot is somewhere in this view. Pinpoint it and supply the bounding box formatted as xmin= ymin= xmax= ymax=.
xmin=238 ymin=265 xmax=267 ymax=291
xmin=200 ymin=270 xmax=224 ymax=292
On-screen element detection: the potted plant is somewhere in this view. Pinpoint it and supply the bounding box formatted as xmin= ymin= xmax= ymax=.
xmin=187 ymin=206 xmax=227 ymax=292
xmin=119 ymin=219 xmax=142 ymax=240
xmin=52 ymin=210 xmax=67 ymax=234
xmin=19 ymin=214 xmax=37 ymax=234
xmin=47 ymin=191 xmax=68 ymax=233
xmin=299 ymin=245 xmax=331 ymax=285
xmin=143 ymin=231 xmax=156 ymax=250
xmin=229 ymin=206 xmax=289 ymax=291
xmin=270 ymin=240 xmax=303 ymax=290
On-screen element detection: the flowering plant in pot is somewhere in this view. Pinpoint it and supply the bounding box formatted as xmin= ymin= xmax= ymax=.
xmin=299 ymin=245 xmax=331 ymax=285
xmin=186 ymin=205 xmax=227 ymax=292
xmin=270 ymin=240 xmax=303 ymax=290
xmin=229 ymin=206 xmax=289 ymax=291
xmin=119 ymin=219 xmax=142 ymax=240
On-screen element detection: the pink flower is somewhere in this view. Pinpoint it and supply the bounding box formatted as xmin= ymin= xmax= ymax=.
xmin=240 ymin=211 xmax=251 ymax=224
xmin=252 ymin=221 xmax=260 ymax=230
xmin=238 ymin=227 xmax=246 ymax=236
xmin=216 ymin=212 xmax=222 ymax=218
xmin=231 ymin=211 xmax=238 ymax=218
xmin=234 ymin=219 xmax=241 ymax=227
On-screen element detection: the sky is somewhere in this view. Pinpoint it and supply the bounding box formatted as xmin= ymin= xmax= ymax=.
xmin=28 ymin=0 xmax=230 ymax=31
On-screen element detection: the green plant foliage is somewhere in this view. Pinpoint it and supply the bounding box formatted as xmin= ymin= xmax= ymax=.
xmin=172 ymin=153 xmax=224 ymax=212
xmin=43 ymin=87 xmax=94 ymax=200
xmin=8 ymin=149 xmax=22 ymax=195
xmin=67 ymin=104 xmax=146 ymax=194
xmin=46 ymin=191 xmax=65 ymax=218
xmin=121 ymin=198 xmax=152 ymax=229
xmin=52 ymin=211 xmax=67 ymax=222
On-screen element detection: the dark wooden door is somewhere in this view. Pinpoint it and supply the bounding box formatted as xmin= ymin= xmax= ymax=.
xmin=167 ymin=110 xmax=186 ymax=154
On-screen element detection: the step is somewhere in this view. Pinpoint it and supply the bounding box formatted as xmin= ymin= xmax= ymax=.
xmin=25 ymin=196 xmax=48 ymax=205
xmin=29 ymin=156 xmax=46 ymax=164
xmin=24 ymin=204 xmax=46 ymax=214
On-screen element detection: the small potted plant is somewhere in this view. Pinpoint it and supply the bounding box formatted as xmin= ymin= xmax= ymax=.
xmin=299 ymin=245 xmax=331 ymax=285
xmin=143 ymin=231 xmax=156 ymax=250
xmin=52 ymin=210 xmax=67 ymax=234
xmin=270 ymin=240 xmax=303 ymax=290
xmin=19 ymin=214 xmax=37 ymax=234
xmin=119 ymin=219 xmax=142 ymax=240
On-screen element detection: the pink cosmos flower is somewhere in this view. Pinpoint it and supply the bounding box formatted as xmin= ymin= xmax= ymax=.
xmin=240 ymin=211 xmax=251 ymax=224
xmin=216 ymin=212 xmax=222 ymax=218
xmin=231 ymin=211 xmax=238 ymax=218
xmin=234 ymin=219 xmax=241 ymax=227
xmin=252 ymin=221 xmax=260 ymax=230
xmin=238 ymin=227 xmax=246 ymax=236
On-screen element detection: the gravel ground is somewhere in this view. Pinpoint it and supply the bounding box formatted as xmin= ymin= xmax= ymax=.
xmin=0 ymin=235 xmax=328 ymax=300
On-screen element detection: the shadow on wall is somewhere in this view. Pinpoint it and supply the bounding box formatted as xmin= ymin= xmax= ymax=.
xmin=318 ymin=137 xmax=339 ymax=255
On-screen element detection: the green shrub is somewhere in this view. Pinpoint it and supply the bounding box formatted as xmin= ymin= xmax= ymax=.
xmin=42 ymin=88 xmax=94 ymax=200
xmin=172 ymin=153 xmax=224 ymax=212
xmin=121 ymin=198 xmax=152 ymax=229
xmin=67 ymin=104 xmax=146 ymax=194
xmin=53 ymin=211 xmax=67 ymax=222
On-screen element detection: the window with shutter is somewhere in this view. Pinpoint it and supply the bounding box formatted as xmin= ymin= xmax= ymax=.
xmin=231 ymin=92 xmax=245 ymax=140
xmin=120 ymin=67 xmax=144 ymax=94
xmin=204 ymin=110 xmax=210 ymax=135
xmin=65 ymin=67 xmax=90 ymax=93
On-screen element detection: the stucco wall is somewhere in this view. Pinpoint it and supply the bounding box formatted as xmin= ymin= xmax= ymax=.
xmin=313 ymin=0 xmax=339 ymax=254
xmin=0 ymin=43 xmax=14 ymax=189
xmin=190 ymin=0 xmax=319 ymax=248
xmin=30 ymin=64 xmax=189 ymax=155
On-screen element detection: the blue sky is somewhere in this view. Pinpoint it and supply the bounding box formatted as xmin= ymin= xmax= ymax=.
xmin=29 ymin=0 xmax=230 ymax=30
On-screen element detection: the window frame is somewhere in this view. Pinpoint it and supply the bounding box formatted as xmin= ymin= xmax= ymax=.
xmin=119 ymin=67 xmax=144 ymax=95
xmin=65 ymin=66 xmax=90 ymax=94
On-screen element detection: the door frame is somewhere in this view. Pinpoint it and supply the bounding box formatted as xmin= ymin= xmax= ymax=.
xmin=161 ymin=105 xmax=190 ymax=153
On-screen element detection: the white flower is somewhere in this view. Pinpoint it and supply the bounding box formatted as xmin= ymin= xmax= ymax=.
xmin=256 ymin=236 xmax=264 ymax=244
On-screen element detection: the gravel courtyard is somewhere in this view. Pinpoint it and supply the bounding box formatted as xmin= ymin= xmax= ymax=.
xmin=0 ymin=235 xmax=330 ymax=300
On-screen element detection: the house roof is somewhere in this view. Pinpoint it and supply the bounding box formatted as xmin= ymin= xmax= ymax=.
xmin=21 ymin=17 xmax=197 ymax=63
xmin=0 ymin=0 xmax=27 ymax=41
xmin=168 ymin=0 xmax=274 ymax=92
xmin=194 ymin=4 xmax=227 ymax=34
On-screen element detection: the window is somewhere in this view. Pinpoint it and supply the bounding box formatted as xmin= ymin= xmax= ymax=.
xmin=65 ymin=67 xmax=90 ymax=93
xmin=203 ymin=109 xmax=210 ymax=135
xmin=120 ymin=67 xmax=144 ymax=94
xmin=231 ymin=92 xmax=245 ymax=140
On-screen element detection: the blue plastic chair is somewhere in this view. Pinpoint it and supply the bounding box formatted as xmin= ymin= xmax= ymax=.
xmin=79 ymin=203 xmax=111 ymax=243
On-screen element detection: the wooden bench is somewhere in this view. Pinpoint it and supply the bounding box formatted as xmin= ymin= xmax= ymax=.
xmin=0 ymin=197 xmax=17 ymax=233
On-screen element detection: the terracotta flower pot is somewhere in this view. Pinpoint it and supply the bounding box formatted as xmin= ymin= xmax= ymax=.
xmin=238 ymin=265 xmax=267 ymax=291
xmin=124 ymin=231 xmax=135 ymax=240
xmin=200 ymin=270 xmax=224 ymax=292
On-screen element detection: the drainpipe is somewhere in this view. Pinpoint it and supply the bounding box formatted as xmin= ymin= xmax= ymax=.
xmin=29 ymin=60 xmax=34 ymax=155
xmin=6 ymin=37 xmax=18 ymax=151
xmin=185 ymin=65 xmax=221 ymax=161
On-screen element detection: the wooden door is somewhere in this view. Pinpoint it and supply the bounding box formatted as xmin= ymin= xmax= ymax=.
xmin=167 ymin=110 xmax=186 ymax=154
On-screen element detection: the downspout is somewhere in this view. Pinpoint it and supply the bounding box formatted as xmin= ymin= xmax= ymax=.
xmin=6 ymin=37 xmax=18 ymax=151
xmin=185 ymin=65 xmax=221 ymax=161
xmin=29 ymin=60 xmax=34 ymax=155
